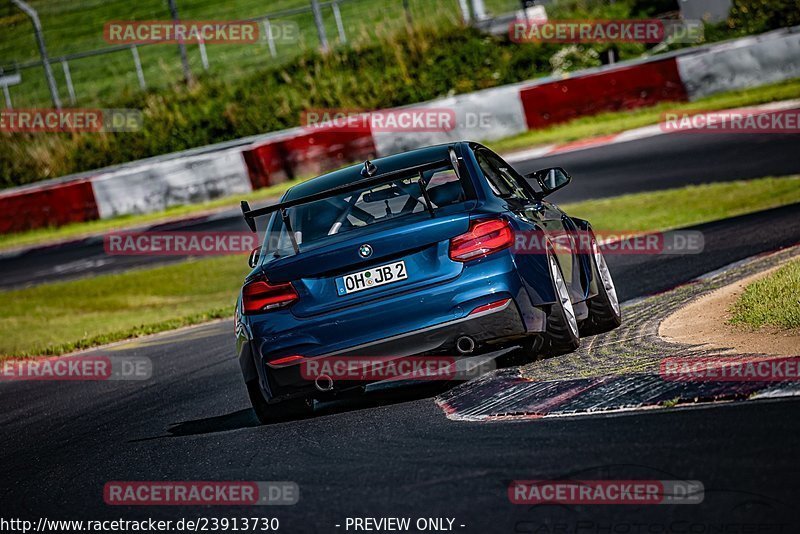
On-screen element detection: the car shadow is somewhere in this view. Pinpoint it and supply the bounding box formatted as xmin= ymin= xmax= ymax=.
xmin=128 ymin=409 xmax=260 ymax=442
xmin=133 ymin=349 xmax=523 ymax=441
xmin=313 ymin=381 xmax=450 ymax=417
xmin=166 ymin=408 xmax=262 ymax=436
xmin=130 ymin=382 xmax=452 ymax=442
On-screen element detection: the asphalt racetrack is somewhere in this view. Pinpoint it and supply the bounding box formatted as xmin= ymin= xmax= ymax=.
xmin=1 ymin=131 xmax=800 ymax=531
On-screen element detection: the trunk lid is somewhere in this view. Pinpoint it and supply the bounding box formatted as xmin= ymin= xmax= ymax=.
xmin=263 ymin=207 xmax=472 ymax=317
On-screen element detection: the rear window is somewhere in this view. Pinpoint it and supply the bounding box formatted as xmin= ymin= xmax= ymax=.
xmin=263 ymin=164 xmax=467 ymax=259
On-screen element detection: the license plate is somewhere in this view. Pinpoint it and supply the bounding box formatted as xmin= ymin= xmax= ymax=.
xmin=336 ymin=261 xmax=408 ymax=295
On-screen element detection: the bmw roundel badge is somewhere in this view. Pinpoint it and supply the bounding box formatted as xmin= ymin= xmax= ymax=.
xmin=359 ymin=244 xmax=373 ymax=258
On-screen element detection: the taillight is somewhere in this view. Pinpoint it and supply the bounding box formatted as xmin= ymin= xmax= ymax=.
xmin=449 ymin=218 xmax=514 ymax=262
xmin=242 ymin=276 xmax=298 ymax=315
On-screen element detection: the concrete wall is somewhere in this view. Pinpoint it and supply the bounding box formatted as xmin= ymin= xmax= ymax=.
xmin=678 ymin=29 xmax=800 ymax=99
xmin=91 ymin=149 xmax=252 ymax=219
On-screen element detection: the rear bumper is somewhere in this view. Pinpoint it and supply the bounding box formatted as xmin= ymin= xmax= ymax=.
xmin=258 ymin=298 xmax=527 ymax=402
xmin=239 ymin=248 xmax=553 ymax=403
xmin=248 ymin=248 xmax=548 ymax=358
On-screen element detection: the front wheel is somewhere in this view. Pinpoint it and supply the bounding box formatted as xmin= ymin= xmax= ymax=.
xmin=246 ymin=379 xmax=314 ymax=424
xmin=544 ymin=253 xmax=580 ymax=356
xmin=580 ymin=238 xmax=622 ymax=336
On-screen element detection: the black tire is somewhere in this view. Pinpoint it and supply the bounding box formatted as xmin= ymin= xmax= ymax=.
xmin=246 ymin=379 xmax=314 ymax=424
xmin=496 ymin=335 xmax=545 ymax=367
xmin=544 ymin=253 xmax=580 ymax=356
xmin=580 ymin=238 xmax=622 ymax=336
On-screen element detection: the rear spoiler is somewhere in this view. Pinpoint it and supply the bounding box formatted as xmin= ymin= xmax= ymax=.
xmin=240 ymin=151 xmax=462 ymax=234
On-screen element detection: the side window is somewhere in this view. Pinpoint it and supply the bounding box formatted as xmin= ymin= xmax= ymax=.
xmin=475 ymin=149 xmax=534 ymax=202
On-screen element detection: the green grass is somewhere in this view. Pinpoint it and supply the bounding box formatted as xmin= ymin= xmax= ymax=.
xmin=1 ymin=0 xmax=506 ymax=108
xmin=490 ymin=77 xmax=800 ymax=152
xmin=559 ymin=176 xmax=800 ymax=232
xmin=0 ymin=255 xmax=248 ymax=358
xmin=7 ymin=0 xmax=782 ymax=110
xmin=729 ymin=259 xmax=800 ymax=330
xmin=2 ymin=174 xmax=800 ymax=358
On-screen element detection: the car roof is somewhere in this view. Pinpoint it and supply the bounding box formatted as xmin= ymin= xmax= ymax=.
xmin=283 ymin=143 xmax=468 ymax=201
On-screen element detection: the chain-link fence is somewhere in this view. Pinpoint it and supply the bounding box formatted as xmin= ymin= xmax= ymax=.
xmin=0 ymin=0 xmax=524 ymax=109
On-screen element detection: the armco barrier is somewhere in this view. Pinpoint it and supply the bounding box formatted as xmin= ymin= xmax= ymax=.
xmin=242 ymin=126 xmax=376 ymax=190
xmin=91 ymin=148 xmax=252 ymax=219
xmin=1 ymin=28 xmax=799 ymax=236
xmin=519 ymin=58 xmax=688 ymax=129
xmin=677 ymin=29 xmax=800 ymax=99
xmin=0 ymin=179 xmax=98 ymax=234
xmin=371 ymin=83 xmax=529 ymax=157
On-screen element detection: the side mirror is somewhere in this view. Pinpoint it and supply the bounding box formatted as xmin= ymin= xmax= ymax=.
xmin=528 ymin=167 xmax=572 ymax=196
xmin=248 ymin=246 xmax=262 ymax=268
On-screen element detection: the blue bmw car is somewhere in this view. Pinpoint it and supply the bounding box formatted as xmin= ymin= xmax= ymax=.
xmin=236 ymin=142 xmax=620 ymax=423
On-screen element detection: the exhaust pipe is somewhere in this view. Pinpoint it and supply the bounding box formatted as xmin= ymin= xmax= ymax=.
xmin=456 ymin=336 xmax=476 ymax=355
xmin=314 ymin=374 xmax=334 ymax=392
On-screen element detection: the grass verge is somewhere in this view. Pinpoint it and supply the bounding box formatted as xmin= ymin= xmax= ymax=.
xmin=728 ymin=259 xmax=800 ymax=330
xmin=0 ymin=256 xmax=246 ymax=358
xmin=1 ymin=174 xmax=799 ymax=358
xmin=559 ymin=176 xmax=800 ymax=232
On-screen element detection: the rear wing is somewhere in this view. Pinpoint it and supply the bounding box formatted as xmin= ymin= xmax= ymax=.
xmin=240 ymin=150 xmax=462 ymax=235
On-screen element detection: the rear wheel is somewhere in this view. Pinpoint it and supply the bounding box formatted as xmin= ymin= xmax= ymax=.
xmin=496 ymin=335 xmax=545 ymax=367
xmin=246 ymin=379 xmax=314 ymax=424
xmin=580 ymin=238 xmax=621 ymax=336
xmin=544 ymin=253 xmax=580 ymax=356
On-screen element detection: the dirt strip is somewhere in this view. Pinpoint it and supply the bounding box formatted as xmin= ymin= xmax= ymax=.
xmin=660 ymin=263 xmax=800 ymax=356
